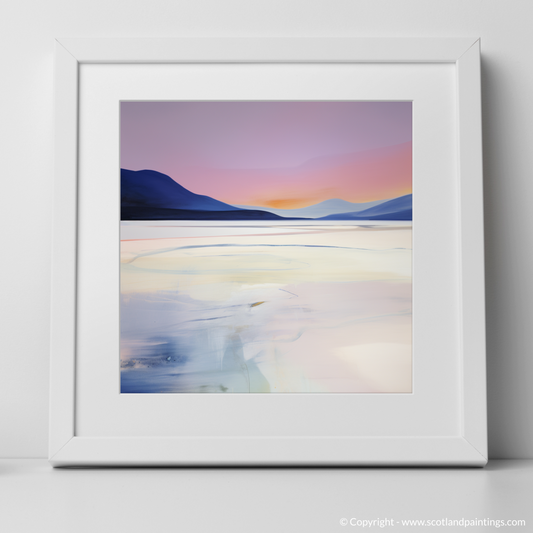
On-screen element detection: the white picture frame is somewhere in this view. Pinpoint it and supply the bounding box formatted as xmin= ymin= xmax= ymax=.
xmin=50 ymin=38 xmax=486 ymax=466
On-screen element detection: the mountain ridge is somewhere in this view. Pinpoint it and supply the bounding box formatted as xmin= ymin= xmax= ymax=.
xmin=121 ymin=168 xmax=411 ymax=221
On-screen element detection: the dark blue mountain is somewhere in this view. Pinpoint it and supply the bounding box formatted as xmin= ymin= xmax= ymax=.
xmin=319 ymin=194 xmax=412 ymax=221
xmin=122 ymin=206 xmax=293 ymax=221
xmin=121 ymin=169 xmax=291 ymax=220
xmin=121 ymin=169 xmax=238 ymax=211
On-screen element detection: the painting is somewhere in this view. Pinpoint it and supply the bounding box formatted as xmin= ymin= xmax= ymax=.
xmin=120 ymin=101 xmax=412 ymax=393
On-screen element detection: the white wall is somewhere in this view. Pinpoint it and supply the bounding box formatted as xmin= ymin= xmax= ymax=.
xmin=1 ymin=0 xmax=531 ymax=459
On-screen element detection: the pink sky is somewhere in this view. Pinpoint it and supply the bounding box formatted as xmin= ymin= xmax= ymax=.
xmin=121 ymin=101 xmax=411 ymax=208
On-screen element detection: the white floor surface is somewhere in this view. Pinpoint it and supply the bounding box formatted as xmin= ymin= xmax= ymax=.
xmin=0 ymin=459 xmax=531 ymax=532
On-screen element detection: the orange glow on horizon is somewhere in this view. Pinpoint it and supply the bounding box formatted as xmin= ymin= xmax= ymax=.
xmin=263 ymin=198 xmax=313 ymax=209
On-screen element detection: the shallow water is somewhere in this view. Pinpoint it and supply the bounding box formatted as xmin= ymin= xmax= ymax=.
xmin=120 ymin=222 xmax=412 ymax=393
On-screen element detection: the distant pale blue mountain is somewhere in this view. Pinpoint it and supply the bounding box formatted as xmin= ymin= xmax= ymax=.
xmin=320 ymin=194 xmax=412 ymax=221
xmin=232 ymin=198 xmax=387 ymax=219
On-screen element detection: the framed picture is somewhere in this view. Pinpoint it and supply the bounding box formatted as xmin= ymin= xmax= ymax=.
xmin=50 ymin=38 xmax=486 ymax=466
xmin=120 ymin=99 xmax=413 ymax=395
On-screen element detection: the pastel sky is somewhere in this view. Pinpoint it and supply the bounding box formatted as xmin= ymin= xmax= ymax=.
xmin=121 ymin=101 xmax=411 ymax=208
